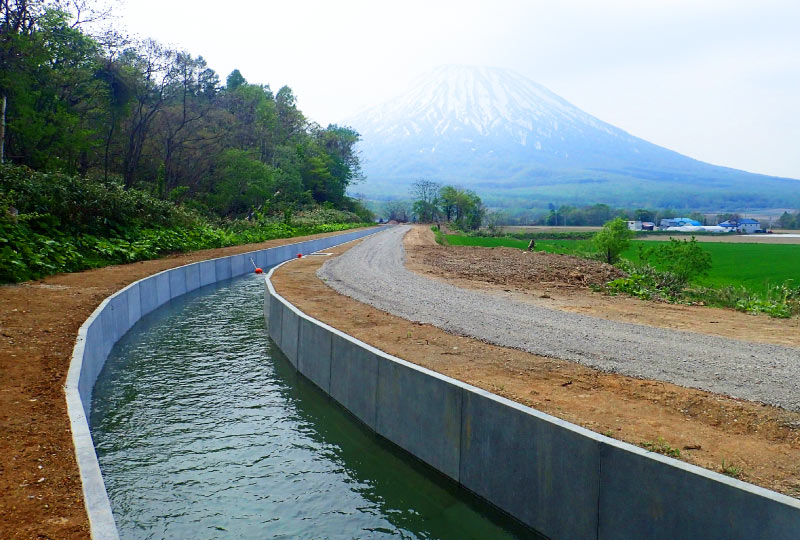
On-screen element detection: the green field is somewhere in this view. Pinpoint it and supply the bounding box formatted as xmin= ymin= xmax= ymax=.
xmin=444 ymin=235 xmax=800 ymax=293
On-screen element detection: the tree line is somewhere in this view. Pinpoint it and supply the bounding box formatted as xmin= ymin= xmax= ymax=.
xmin=503 ymin=204 xmax=794 ymax=228
xmin=777 ymin=210 xmax=800 ymax=230
xmin=0 ymin=0 xmax=370 ymax=220
xmin=384 ymin=180 xmax=485 ymax=229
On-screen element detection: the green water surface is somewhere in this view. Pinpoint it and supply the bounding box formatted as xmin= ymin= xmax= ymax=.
xmin=90 ymin=274 xmax=542 ymax=539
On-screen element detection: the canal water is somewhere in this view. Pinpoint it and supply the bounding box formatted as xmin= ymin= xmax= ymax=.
xmin=91 ymin=274 xmax=542 ymax=539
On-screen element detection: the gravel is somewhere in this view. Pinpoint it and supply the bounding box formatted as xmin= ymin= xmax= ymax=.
xmin=318 ymin=226 xmax=800 ymax=411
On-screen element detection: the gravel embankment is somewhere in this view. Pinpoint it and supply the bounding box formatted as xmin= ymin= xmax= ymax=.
xmin=318 ymin=226 xmax=800 ymax=411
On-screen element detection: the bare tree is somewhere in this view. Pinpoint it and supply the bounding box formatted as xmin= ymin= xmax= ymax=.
xmin=410 ymin=179 xmax=441 ymax=222
xmin=383 ymin=200 xmax=410 ymax=222
xmin=121 ymin=39 xmax=179 ymax=188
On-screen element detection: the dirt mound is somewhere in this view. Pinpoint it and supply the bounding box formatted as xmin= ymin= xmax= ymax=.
xmin=413 ymin=245 xmax=625 ymax=288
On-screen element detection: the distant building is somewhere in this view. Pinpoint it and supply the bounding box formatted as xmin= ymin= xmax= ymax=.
xmin=627 ymin=220 xmax=643 ymax=231
xmin=719 ymin=218 xmax=760 ymax=234
xmin=659 ymin=217 xmax=702 ymax=229
xmin=739 ymin=219 xmax=761 ymax=233
xmin=641 ymin=222 xmax=656 ymax=231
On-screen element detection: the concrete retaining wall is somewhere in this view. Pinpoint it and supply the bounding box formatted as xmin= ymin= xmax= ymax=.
xmin=66 ymin=226 xmax=389 ymax=540
xmin=265 ymin=261 xmax=800 ymax=540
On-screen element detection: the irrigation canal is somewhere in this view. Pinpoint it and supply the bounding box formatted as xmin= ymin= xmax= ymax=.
xmin=90 ymin=272 xmax=542 ymax=539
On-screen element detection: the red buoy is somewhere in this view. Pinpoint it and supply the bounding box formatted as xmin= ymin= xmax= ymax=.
xmin=297 ymin=253 xmax=303 ymax=258
xmin=254 ymin=268 xmax=263 ymax=274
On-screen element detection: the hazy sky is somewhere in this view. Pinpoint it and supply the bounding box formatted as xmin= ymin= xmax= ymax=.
xmin=119 ymin=0 xmax=800 ymax=179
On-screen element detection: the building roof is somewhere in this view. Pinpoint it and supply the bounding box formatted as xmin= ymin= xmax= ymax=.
xmin=673 ymin=218 xmax=702 ymax=226
xmin=719 ymin=219 xmax=760 ymax=226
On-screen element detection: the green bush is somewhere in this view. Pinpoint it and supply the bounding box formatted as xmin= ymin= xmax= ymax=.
xmin=0 ymin=165 xmax=372 ymax=283
xmin=291 ymin=206 xmax=364 ymax=226
xmin=687 ymin=282 xmax=800 ymax=319
xmin=601 ymin=261 xmax=800 ymax=319
xmin=0 ymin=220 xmax=369 ymax=283
xmin=0 ymin=164 xmax=197 ymax=235
xmin=637 ymin=236 xmax=712 ymax=287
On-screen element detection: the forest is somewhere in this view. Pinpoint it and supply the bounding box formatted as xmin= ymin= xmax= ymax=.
xmin=0 ymin=0 xmax=373 ymax=282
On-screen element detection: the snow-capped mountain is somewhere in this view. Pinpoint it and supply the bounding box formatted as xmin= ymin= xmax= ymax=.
xmin=345 ymin=66 xmax=800 ymax=210
xmin=350 ymin=66 xmax=628 ymax=156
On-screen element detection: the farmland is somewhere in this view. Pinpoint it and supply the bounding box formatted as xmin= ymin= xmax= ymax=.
xmin=444 ymin=234 xmax=800 ymax=293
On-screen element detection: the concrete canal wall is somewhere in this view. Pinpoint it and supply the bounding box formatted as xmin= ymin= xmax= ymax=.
xmin=265 ymin=257 xmax=800 ymax=540
xmin=66 ymin=226 xmax=390 ymax=540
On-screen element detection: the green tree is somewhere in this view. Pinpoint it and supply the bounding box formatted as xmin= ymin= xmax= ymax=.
xmin=0 ymin=0 xmax=368 ymax=225
xmin=439 ymin=185 xmax=458 ymax=221
xmin=436 ymin=185 xmax=484 ymax=229
xmin=593 ymin=217 xmax=634 ymax=264
xmin=226 ymin=69 xmax=246 ymax=90
xmin=777 ymin=211 xmax=799 ymax=229
xmin=207 ymin=149 xmax=276 ymax=216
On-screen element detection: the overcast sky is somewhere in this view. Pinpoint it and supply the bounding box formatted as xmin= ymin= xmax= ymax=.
xmin=119 ymin=0 xmax=800 ymax=179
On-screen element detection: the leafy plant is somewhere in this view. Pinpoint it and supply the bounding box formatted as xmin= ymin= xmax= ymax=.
xmin=431 ymin=225 xmax=447 ymax=245
xmin=720 ymin=460 xmax=743 ymax=479
xmin=593 ymin=218 xmax=634 ymax=264
xmin=640 ymin=437 xmax=681 ymax=458
xmin=637 ymin=236 xmax=712 ymax=287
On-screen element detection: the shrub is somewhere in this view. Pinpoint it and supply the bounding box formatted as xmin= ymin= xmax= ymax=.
xmin=637 ymin=236 xmax=712 ymax=287
xmin=593 ymin=218 xmax=634 ymax=264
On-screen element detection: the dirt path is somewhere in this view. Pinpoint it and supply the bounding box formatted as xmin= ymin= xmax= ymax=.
xmin=318 ymin=226 xmax=800 ymax=410
xmin=272 ymin=229 xmax=800 ymax=499
xmin=0 ymin=228 xmax=375 ymax=540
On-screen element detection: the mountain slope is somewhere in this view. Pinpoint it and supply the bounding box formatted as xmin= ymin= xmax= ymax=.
xmin=345 ymin=66 xmax=800 ymax=210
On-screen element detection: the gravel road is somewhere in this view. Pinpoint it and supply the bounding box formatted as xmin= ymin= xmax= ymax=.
xmin=318 ymin=226 xmax=800 ymax=411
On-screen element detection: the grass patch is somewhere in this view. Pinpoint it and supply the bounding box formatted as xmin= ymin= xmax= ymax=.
xmin=720 ymin=460 xmax=743 ymax=479
xmin=640 ymin=437 xmax=681 ymax=458
xmin=445 ymin=234 xmax=596 ymax=256
xmin=432 ymin=225 xmax=447 ymax=245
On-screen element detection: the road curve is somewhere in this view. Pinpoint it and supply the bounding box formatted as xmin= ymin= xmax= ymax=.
xmin=317 ymin=226 xmax=800 ymax=411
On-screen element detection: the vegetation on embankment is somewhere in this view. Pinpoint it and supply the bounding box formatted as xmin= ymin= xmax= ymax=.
xmin=0 ymin=165 xmax=371 ymax=283
xmin=0 ymin=2 xmax=376 ymax=283
xmin=444 ymin=231 xmax=800 ymax=318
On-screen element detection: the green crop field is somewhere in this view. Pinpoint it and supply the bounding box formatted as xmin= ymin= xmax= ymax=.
xmin=676 ymin=243 xmax=800 ymax=292
xmin=444 ymin=234 xmax=800 ymax=293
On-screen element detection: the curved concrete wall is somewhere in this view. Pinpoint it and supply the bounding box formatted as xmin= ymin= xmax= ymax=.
xmin=66 ymin=226 xmax=390 ymax=540
xmin=265 ymin=259 xmax=800 ymax=540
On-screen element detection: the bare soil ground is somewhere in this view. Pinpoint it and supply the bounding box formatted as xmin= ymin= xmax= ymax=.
xmin=272 ymin=227 xmax=800 ymax=498
xmin=0 ymin=228 xmax=374 ymax=540
xmin=408 ymin=227 xmax=800 ymax=348
xmin=412 ymin=244 xmax=625 ymax=288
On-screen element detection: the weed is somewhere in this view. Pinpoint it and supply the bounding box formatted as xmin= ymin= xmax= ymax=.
xmin=431 ymin=225 xmax=447 ymax=245
xmin=640 ymin=437 xmax=681 ymax=458
xmin=720 ymin=460 xmax=743 ymax=479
